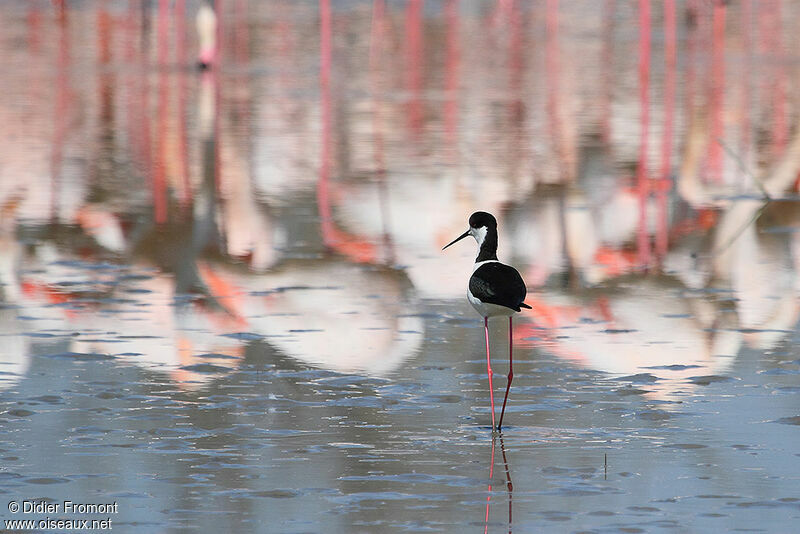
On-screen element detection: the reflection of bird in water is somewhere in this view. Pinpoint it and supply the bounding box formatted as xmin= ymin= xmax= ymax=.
xmin=444 ymin=212 xmax=530 ymax=431
xmin=518 ymin=276 xmax=742 ymax=402
xmin=0 ymin=203 xmax=30 ymax=391
xmin=484 ymin=435 xmax=512 ymax=534
xmin=200 ymin=259 xmax=424 ymax=376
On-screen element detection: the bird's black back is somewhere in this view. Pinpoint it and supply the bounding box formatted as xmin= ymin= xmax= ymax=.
xmin=469 ymin=262 xmax=528 ymax=312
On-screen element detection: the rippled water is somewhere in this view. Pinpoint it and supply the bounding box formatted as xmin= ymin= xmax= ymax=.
xmin=2 ymin=1 xmax=800 ymax=532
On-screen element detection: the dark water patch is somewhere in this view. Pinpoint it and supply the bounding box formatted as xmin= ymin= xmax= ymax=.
xmin=614 ymin=387 xmax=651 ymax=396
xmin=545 ymin=482 xmax=623 ymax=497
xmin=27 ymin=395 xmax=65 ymax=405
xmin=603 ymin=329 xmax=638 ymax=334
xmin=738 ymin=328 xmax=792 ymax=334
xmin=688 ymin=375 xmax=733 ymax=385
xmin=24 ymin=477 xmax=70 ymax=485
xmin=95 ymin=390 xmax=124 ymax=399
xmin=339 ymin=473 xmax=474 ymax=487
xmin=44 ymin=352 xmax=115 ymax=361
xmin=618 ymin=373 xmax=660 ymax=384
xmin=328 ymin=442 xmax=375 ymax=450
xmin=540 ymin=511 xmax=573 ymax=521
xmin=197 ymin=353 xmax=241 ymax=360
xmin=734 ymin=501 xmax=784 ymax=508
xmin=220 ymin=332 xmax=264 ymax=341
xmin=180 ymin=363 xmax=232 ymax=373
xmin=637 ymin=410 xmax=672 ymax=421
xmin=774 ymin=416 xmax=800 ymax=426
xmin=759 ymin=368 xmax=800 ymax=375
xmin=328 ymin=396 xmax=392 ymax=408
xmin=252 ymin=489 xmax=301 ymax=498
xmin=330 ymin=491 xmax=447 ymax=504
xmin=71 ymin=426 xmax=112 ymax=434
xmin=6 ymin=409 xmax=35 ymax=417
xmin=662 ymin=443 xmax=708 ymax=450
xmin=421 ymin=394 xmax=462 ymax=404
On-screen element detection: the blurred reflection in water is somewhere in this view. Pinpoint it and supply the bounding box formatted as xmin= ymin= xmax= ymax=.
xmin=1 ymin=1 xmax=800 ymax=531
xmin=2 ymin=0 xmax=799 ymax=398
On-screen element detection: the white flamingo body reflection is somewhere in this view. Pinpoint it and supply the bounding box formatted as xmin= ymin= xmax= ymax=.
xmin=443 ymin=212 xmax=530 ymax=432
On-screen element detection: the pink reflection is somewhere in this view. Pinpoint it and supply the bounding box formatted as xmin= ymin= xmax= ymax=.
xmin=405 ymin=0 xmax=424 ymax=136
xmin=4 ymin=2 xmax=800 ymax=391
xmin=636 ymin=0 xmax=651 ymax=268
xmin=707 ymin=0 xmax=725 ymax=183
xmin=51 ymin=4 xmax=71 ymax=223
xmin=656 ymin=0 xmax=676 ymax=259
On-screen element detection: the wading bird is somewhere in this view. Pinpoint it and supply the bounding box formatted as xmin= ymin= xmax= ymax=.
xmin=443 ymin=212 xmax=530 ymax=431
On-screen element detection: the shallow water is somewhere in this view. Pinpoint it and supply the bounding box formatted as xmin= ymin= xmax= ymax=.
xmin=2 ymin=1 xmax=800 ymax=532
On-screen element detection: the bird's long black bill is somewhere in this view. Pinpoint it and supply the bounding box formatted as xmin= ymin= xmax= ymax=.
xmin=442 ymin=230 xmax=470 ymax=250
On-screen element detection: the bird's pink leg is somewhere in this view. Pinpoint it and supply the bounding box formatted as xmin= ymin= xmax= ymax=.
xmin=498 ymin=316 xmax=514 ymax=431
xmin=484 ymin=316 xmax=496 ymax=430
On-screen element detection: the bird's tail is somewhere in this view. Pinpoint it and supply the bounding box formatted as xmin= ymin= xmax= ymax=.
xmin=519 ymin=303 xmax=532 ymax=309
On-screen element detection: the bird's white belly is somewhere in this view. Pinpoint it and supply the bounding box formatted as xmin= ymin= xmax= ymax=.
xmin=468 ymin=288 xmax=515 ymax=318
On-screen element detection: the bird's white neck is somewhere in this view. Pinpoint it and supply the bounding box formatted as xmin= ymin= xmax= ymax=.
xmin=471 ymin=225 xmax=498 ymax=263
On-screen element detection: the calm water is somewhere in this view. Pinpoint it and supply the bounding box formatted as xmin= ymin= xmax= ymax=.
xmin=2 ymin=1 xmax=800 ymax=532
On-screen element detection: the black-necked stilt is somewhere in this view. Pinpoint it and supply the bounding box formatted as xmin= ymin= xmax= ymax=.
xmin=443 ymin=211 xmax=530 ymax=432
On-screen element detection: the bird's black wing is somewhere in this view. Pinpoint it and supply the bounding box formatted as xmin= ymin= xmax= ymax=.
xmin=470 ymin=262 xmax=528 ymax=311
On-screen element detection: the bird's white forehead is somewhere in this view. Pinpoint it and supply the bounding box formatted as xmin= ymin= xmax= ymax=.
xmin=470 ymin=226 xmax=488 ymax=246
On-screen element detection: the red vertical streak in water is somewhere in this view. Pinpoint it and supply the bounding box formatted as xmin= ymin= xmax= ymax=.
xmin=175 ymin=0 xmax=192 ymax=206
xmin=707 ymin=0 xmax=725 ymax=183
xmin=444 ymin=0 xmax=460 ymax=151
xmin=234 ymin=0 xmax=251 ymax=176
xmin=51 ymin=3 xmax=70 ymax=222
xmin=125 ymin=1 xmax=142 ymax=179
xmin=153 ymin=0 xmax=169 ymax=224
xmin=508 ymin=0 xmax=522 ymax=113
xmin=137 ymin=1 xmax=153 ymax=210
xmin=28 ymin=6 xmax=42 ymax=53
xmin=740 ymin=0 xmax=752 ymax=186
xmin=214 ymin=1 xmax=223 ymax=196
xmin=369 ymin=0 xmax=386 ymax=138
xmin=318 ymin=0 xmax=334 ymax=246
xmin=770 ymin=1 xmax=787 ymax=157
xmin=545 ymin=0 xmax=563 ymax=176
xmin=601 ymin=0 xmax=615 ymax=144
xmin=405 ymin=0 xmax=424 ymax=135
xmin=656 ymin=0 xmax=675 ymax=259
xmin=369 ymin=0 xmax=386 ymax=169
xmin=235 ymin=0 xmax=249 ymax=66
xmin=369 ymin=0 xmax=394 ymax=262
xmin=636 ymin=0 xmax=651 ymax=268
xmin=685 ymin=0 xmax=698 ymax=115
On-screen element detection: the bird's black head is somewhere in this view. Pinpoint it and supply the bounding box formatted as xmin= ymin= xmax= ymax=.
xmin=469 ymin=211 xmax=497 ymax=229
